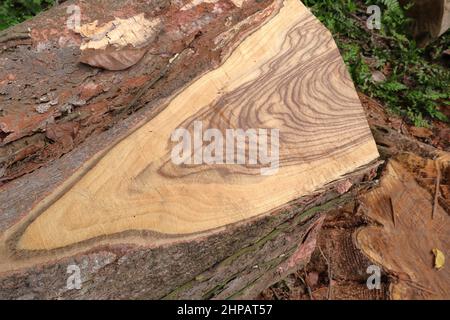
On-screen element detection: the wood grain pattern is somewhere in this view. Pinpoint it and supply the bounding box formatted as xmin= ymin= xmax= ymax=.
xmin=1 ymin=0 xmax=378 ymax=264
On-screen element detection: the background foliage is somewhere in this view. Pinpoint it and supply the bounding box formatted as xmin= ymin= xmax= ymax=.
xmin=0 ymin=0 xmax=55 ymax=30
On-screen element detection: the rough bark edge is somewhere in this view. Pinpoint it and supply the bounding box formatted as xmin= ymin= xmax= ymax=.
xmin=0 ymin=160 xmax=381 ymax=300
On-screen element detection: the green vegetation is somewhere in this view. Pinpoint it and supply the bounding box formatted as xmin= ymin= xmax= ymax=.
xmin=304 ymin=0 xmax=449 ymax=126
xmin=0 ymin=0 xmax=55 ymax=30
xmin=1 ymin=0 xmax=449 ymax=126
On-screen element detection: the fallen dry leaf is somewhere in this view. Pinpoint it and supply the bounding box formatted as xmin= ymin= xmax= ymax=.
xmin=432 ymin=249 xmax=445 ymax=270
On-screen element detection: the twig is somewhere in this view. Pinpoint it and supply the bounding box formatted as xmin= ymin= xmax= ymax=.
xmin=389 ymin=190 xmax=406 ymax=227
xmin=318 ymin=246 xmax=332 ymax=300
xmin=404 ymin=279 xmax=437 ymax=296
xmin=397 ymin=271 xmax=437 ymax=296
xmin=301 ymin=268 xmax=313 ymax=300
xmin=389 ymin=196 xmax=396 ymax=227
xmin=432 ymin=161 xmax=441 ymax=220
xmin=0 ymin=28 xmax=31 ymax=44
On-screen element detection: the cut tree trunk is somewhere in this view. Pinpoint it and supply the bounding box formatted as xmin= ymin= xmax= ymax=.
xmin=0 ymin=0 xmax=380 ymax=299
xmin=400 ymin=0 xmax=450 ymax=45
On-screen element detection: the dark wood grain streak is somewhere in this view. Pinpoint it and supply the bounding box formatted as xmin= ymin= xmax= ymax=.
xmin=157 ymin=16 xmax=372 ymax=179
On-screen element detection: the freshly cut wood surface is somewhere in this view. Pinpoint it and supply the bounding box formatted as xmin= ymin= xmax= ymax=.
xmin=2 ymin=0 xmax=378 ymax=256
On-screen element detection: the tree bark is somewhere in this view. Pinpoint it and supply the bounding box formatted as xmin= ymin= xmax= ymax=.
xmin=0 ymin=164 xmax=380 ymax=300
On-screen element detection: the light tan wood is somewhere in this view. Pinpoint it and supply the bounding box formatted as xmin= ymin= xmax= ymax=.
xmin=77 ymin=13 xmax=162 ymax=70
xmin=5 ymin=0 xmax=378 ymax=254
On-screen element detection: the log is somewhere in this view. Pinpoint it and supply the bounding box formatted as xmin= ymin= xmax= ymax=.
xmin=399 ymin=0 xmax=450 ymax=45
xmin=0 ymin=0 xmax=380 ymax=299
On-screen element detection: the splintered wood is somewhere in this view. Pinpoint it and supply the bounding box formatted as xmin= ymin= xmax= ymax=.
xmin=77 ymin=14 xmax=162 ymax=70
